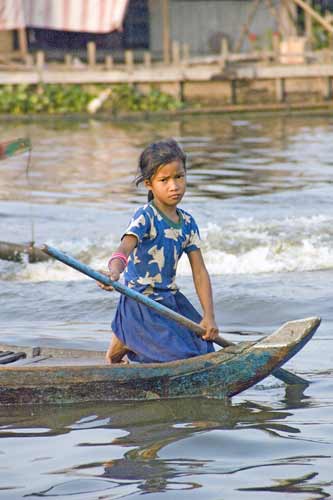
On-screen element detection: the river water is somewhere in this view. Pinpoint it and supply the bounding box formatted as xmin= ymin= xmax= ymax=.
xmin=0 ymin=113 xmax=332 ymax=499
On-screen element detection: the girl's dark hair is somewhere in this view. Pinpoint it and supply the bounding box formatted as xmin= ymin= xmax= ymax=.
xmin=135 ymin=139 xmax=186 ymax=201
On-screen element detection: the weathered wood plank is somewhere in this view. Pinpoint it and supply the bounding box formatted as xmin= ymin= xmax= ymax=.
xmin=225 ymin=64 xmax=333 ymax=80
xmin=0 ymin=352 xmax=26 ymax=364
xmin=2 ymin=63 xmax=333 ymax=89
xmin=0 ymin=351 xmax=14 ymax=358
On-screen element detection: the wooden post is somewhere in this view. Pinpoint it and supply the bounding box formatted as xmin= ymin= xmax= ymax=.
xmin=182 ymin=43 xmax=190 ymax=66
xmin=64 ymin=54 xmax=72 ymax=68
xmin=230 ymin=79 xmax=237 ymax=104
xmin=272 ymin=32 xmax=280 ymax=60
xmin=179 ymin=81 xmax=184 ymax=102
xmin=221 ymin=37 xmax=229 ymax=58
xmin=220 ymin=37 xmax=229 ymax=68
xmin=36 ymin=51 xmax=45 ymax=70
xmin=325 ymin=76 xmax=332 ymax=100
xmin=87 ymin=41 xmax=96 ymax=67
xmin=162 ymin=0 xmax=170 ymax=64
xmin=17 ymin=28 xmax=28 ymax=58
xmin=125 ymin=50 xmax=134 ymax=71
xmin=276 ymin=78 xmax=286 ymax=102
xmin=143 ymin=51 xmax=152 ymax=68
xmin=172 ymin=41 xmax=180 ymax=65
xmin=25 ymin=54 xmax=34 ymax=67
xmin=105 ymin=55 xmax=114 ymax=69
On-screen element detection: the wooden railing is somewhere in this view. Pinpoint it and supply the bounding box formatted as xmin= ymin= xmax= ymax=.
xmin=1 ymin=39 xmax=333 ymax=105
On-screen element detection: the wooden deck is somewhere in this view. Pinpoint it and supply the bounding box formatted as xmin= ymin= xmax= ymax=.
xmin=1 ymin=61 xmax=333 ymax=105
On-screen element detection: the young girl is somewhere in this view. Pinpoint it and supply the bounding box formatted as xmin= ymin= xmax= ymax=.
xmin=100 ymin=138 xmax=219 ymax=363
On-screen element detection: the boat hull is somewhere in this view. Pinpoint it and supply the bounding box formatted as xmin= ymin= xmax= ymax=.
xmin=0 ymin=317 xmax=320 ymax=405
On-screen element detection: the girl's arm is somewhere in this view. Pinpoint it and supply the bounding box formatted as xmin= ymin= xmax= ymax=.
xmin=187 ymin=249 xmax=219 ymax=341
xmin=98 ymin=234 xmax=137 ymax=291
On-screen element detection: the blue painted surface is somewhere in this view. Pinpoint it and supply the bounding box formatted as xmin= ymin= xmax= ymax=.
xmin=42 ymin=245 xmax=207 ymax=337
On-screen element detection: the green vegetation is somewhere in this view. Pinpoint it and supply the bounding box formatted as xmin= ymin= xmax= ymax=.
xmin=312 ymin=22 xmax=330 ymax=50
xmin=0 ymin=84 xmax=92 ymax=114
xmin=298 ymin=5 xmax=331 ymax=50
xmin=0 ymin=83 xmax=183 ymax=115
xmin=108 ymin=84 xmax=183 ymax=113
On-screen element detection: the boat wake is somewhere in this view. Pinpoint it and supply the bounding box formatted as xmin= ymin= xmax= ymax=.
xmin=1 ymin=214 xmax=333 ymax=282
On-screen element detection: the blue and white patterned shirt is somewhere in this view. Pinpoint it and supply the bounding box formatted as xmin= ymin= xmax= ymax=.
xmin=123 ymin=202 xmax=201 ymax=299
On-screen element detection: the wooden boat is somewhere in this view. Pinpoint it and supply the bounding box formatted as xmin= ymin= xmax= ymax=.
xmin=0 ymin=137 xmax=30 ymax=160
xmin=0 ymin=316 xmax=320 ymax=405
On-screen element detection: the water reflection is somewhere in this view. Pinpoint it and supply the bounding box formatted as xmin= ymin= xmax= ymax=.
xmin=1 ymin=114 xmax=333 ymax=205
xmin=3 ymin=390 xmax=329 ymax=498
xmin=239 ymin=472 xmax=331 ymax=499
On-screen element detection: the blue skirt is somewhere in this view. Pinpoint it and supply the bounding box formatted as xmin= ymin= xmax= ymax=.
xmin=111 ymin=290 xmax=215 ymax=363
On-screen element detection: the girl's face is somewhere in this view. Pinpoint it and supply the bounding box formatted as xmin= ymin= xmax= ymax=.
xmin=144 ymin=160 xmax=186 ymax=209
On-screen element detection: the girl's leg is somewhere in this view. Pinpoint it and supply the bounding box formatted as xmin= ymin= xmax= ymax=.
xmin=106 ymin=332 xmax=130 ymax=364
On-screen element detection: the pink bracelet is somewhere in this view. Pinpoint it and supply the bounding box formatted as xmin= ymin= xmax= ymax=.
xmin=108 ymin=252 xmax=128 ymax=271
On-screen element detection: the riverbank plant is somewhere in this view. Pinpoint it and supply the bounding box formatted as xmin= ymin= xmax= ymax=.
xmin=0 ymin=84 xmax=92 ymax=114
xmin=107 ymin=84 xmax=183 ymax=113
xmin=0 ymin=83 xmax=183 ymax=115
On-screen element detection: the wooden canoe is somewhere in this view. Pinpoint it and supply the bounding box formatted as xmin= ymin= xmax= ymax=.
xmin=0 ymin=316 xmax=320 ymax=405
xmin=0 ymin=137 xmax=31 ymax=160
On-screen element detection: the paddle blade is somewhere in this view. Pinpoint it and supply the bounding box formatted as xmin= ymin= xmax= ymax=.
xmin=0 ymin=138 xmax=31 ymax=160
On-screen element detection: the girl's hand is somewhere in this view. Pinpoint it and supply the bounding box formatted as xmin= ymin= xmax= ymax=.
xmin=97 ymin=270 xmax=120 ymax=292
xmin=200 ymin=316 xmax=219 ymax=341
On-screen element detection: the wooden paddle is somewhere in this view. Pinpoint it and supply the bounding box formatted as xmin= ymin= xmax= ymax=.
xmin=41 ymin=244 xmax=308 ymax=385
xmin=0 ymin=138 xmax=31 ymax=160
